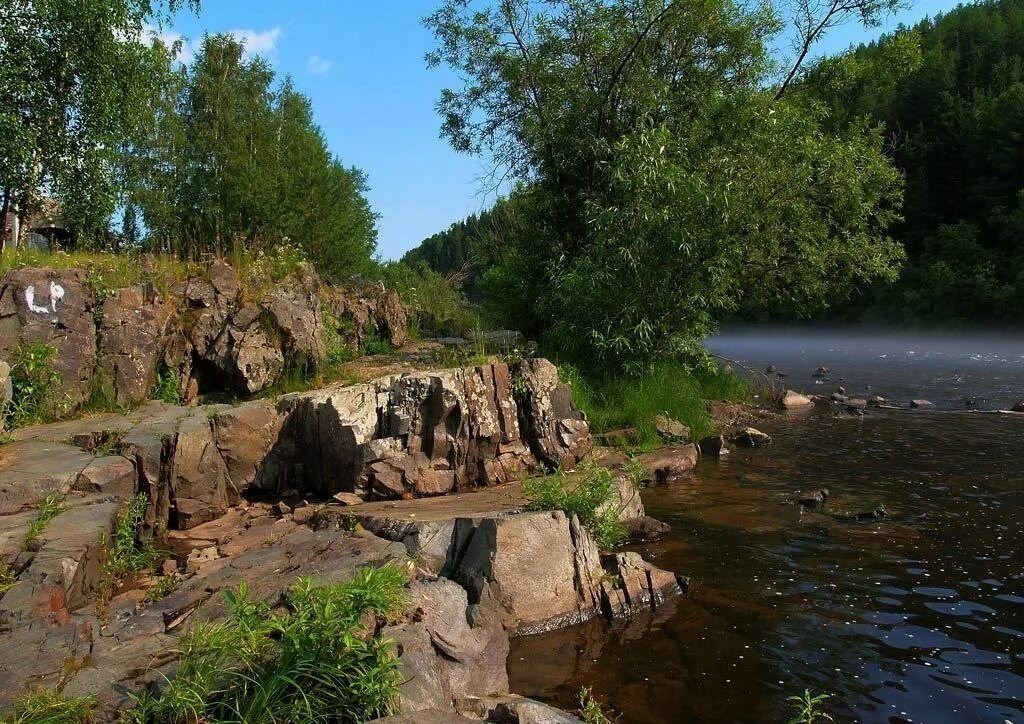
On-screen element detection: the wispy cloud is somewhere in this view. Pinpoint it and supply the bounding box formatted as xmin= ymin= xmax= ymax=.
xmin=306 ymin=55 xmax=333 ymax=76
xmin=229 ymin=27 xmax=282 ymax=59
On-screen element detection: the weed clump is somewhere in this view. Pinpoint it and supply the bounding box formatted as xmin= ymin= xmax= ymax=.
xmin=4 ymin=343 xmax=63 ymax=429
xmin=104 ymin=494 xmax=157 ymax=578
xmin=0 ymin=560 xmax=16 ymax=595
xmin=578 ymin=687 xmax=613 ymax=724
xmin=127 ymin=566 xmax=408 ymax=724
xmin=787 ymin=689 xmax=833 ymax=724
xmin=524 ymin=461 xmax=625 ymax=550
xmin=23 ymin=493 xmax=68 ymax=548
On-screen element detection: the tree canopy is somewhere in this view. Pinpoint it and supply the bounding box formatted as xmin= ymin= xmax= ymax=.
xmin=425 ymin=0 xmax=905 ymax=371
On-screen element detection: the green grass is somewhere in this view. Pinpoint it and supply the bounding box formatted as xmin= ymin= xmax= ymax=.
xmin=3 ymin=342 xmax=63 ymax=429
xmin=127 ymin=566 xmax=408 ymax=724
xmin=24 ymin=494 xmax=68 ymax=548
xmin=524 ymin=461 xmax=625 ymax=550
xmin=150 ymin=364 xmax=181 ymax=405
xmin=103 ymin=494 xmax=157 ymax=578
xmin=3 ymin=689 xmax=96 ymax=724
xmin=560 ymin=360 xmax=749 ymax=450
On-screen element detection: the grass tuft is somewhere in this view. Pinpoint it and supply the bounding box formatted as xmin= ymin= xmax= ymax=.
xmin=787 ymin=689 xmax=834 ymax=724
xmin=560 ymin=360 xmax=749 ymax=450
xmin=24 ymin=494 xmax=68 ymax=548
xmin=4 ymin=688 xmax=96 ymax=724
xmin=524 ymin=461 xmax=625 ymax=550
xmin=127 ymin=566 xmax=408 ymax=724
xmin=0 ymin=560 xmax=17 ymax=596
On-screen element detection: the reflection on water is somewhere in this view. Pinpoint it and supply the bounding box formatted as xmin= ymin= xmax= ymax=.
xmin=508 ymin=331 xmax=1024 ymax=723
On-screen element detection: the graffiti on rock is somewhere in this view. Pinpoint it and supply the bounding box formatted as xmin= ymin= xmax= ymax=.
xmin=25 ymin=282 xmax=66 ymax=315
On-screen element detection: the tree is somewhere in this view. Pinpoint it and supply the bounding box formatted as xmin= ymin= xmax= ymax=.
xmin=0 ymin=0 xmax=199 ymax=247
xmin=426 ymin=0 xmax=905 ymax=371
xmin=127 ymin=34 xmax=378 ymax=277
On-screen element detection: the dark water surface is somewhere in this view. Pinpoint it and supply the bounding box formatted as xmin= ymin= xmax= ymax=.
xmin=508 ymin=330 xmax=1024 ymax=723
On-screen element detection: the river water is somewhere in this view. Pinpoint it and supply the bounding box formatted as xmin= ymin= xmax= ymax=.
xmin=508 ymin=330 xmax=1024 ymax=723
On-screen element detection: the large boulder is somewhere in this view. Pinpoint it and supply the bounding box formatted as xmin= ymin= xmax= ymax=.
xmin=0 ymin=268 xmax=97 ymax=405
xmin=277 ymin=362 xmax=583 ymax=500
xmin=170 ymin=412 xmax=231 ymax=528
xmin=96 ymin=286 xmax=177 ymax=406
xmin=324 ymin=281 xmax=409 ymax=350
xmin=261 ymin=263 xmax=326 ymax=364
xmin=516 ymin=359 xmax=592 ymax=470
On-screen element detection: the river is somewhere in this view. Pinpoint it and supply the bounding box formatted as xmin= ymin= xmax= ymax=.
xmin=507 ymin=329 xmax=1024 ymax=723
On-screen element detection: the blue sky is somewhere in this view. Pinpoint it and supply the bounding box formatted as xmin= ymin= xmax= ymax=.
xmin=161 ymin=0 xmax=961 ymax=260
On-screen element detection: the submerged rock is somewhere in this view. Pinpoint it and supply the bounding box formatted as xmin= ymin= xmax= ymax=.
xmin=793 ymin=488 xmax=830 ymax=510
xmin=781 ymin=390 xmax=813 ymax=409
xmin=732 ymin=427 xmax=771 ymax=447
xmin=813 ymin=366 xmax=830 ymax=378
xmin=622 ymin=515 xmax=671 ymax=542
xmin=911 ymin=399 xmax=934 ymax=408
xmin=697 ymin=435 xmax=729 ymax=459
xmin=639 ymin=444 xmax=701 ymax=481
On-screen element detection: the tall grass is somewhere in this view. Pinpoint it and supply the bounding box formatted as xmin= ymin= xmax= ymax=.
xmin=127 ymin=566 xmax=407 ymax=724
xmin=3 ymin=689 xmax=96 ymax=724
xmin=560 ymin=360 xmax=749 ymax=449
xmin=23 ymin=494 xmax=67 ymax=548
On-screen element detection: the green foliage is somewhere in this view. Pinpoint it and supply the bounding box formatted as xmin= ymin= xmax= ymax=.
xmin=104 ymin=494 xmax=157 ymax=579
xmin=578 ymin=687 xmax=612 ymax=724
xmin=127 ymin=35 xmax=377 ymax=278
xmin=801 ymin=0 xmax=1024 ymax=323
xmin=560 ymin=361 xmax=748 ymax=450
xmin=149 ymin=363 xmax=181 ymax=405
xmin=0 ymin=0 xmax=199 ymax=246
xmin=524 ymin=461 xmax=624 ymax=550
xmin=3 ymin=689 xmax=96 ymax=724
xmin=787 ymin=689 xmax=834 ymax=724
xmin=128 ymin=567 xmax=407 ymax=724
xmin=144 ymin=574 xmax=179 ymax=603
xmin=321 ymin=306 xmax=359 ymax=374
xmin=360 ymin=330 xmax=393 ymax=357
xmin=24 ymin=494 xmax=68 ymax=548
xmin=4 ymin=343 xmax=62 ymax=429
xmin=0 ymin=560 xmax=17 ymax=595
xmin=426 ymin=0 xmax=905 ymax=371
xmin=377 ymin=261 xmax=475 ymax=336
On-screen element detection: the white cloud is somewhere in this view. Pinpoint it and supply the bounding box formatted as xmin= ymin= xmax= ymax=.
xmin=229 ymin=27 xmax=282 ymax=59
xmin=306 ymin=55 xmax=333 ymax=76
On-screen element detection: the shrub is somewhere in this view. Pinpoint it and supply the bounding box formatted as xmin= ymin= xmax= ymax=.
xmin=4 ymin=342 xmax=62 ymax=429
xmin=128 ymin=566 xmax=408 ymax=724
xmin=23 ymin=494 xmax=68 ymax=548
xmin=524 ymin=461 xmax=624 ymax=550
xmin=560 ymin=360 xmax=749 ymax=450
xmin=377 ymin=261 xmax=475 ymax=336
xmin=4 ymin=688 xmax=96 ymax=724
xmin=360 ymin=330 xmax=392 ymax=357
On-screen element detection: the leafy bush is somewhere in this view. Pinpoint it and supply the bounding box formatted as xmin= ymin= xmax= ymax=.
xmin=4 ymin=689 xmax=96 ymax=724
xmin=360 ymin=330 xmax=393 ymax=357
xmin=524 ymin=461 xmax=624 ymax=550
xmin=4 ymin=343 xmax=62 ymax=429
xmin=560 ymin=360 xmax=749 ymax=450
xmin=128 ymin=566 xmax=408 ymax=724
xmin=104 ymin=494 xmax=157 ymax=578
xmin=377 ymin=261 xmax=475 ymax=336
xmin=23 ymin=494 xmax=68 ymax=548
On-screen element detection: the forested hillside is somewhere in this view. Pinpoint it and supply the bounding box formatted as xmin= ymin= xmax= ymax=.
xmin=806 ymin=0 xmax=1024 ymax=323
xmin=407 ymin=0 xmax=1024 ymax=327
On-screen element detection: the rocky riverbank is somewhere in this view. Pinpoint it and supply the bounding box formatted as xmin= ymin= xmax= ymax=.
xmin=0 ymin=358 xmax=694 ymax=722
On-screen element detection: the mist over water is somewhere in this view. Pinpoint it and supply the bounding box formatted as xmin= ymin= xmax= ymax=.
xmin=508 ymin=328 xmax=1024 ymax=723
